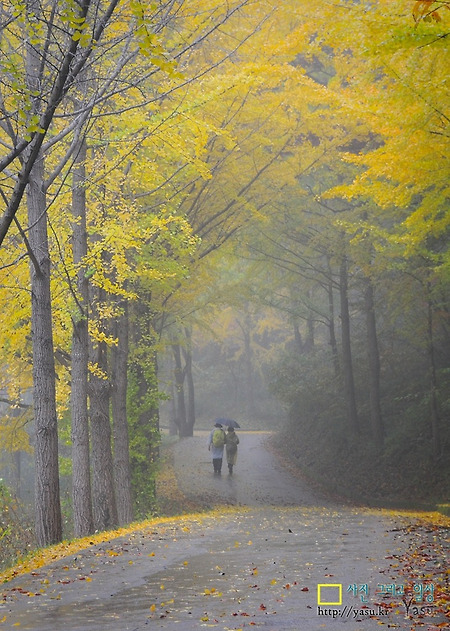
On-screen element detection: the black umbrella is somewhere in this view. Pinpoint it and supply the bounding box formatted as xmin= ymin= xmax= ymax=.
xmin=214 ymin=417 xmax=240 ymax=429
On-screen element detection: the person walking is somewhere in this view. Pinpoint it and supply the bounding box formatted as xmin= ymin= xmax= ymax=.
xmin=208 ymin=422 xmax=226 ymax=475
xmin=225 ymin=426 xmax=239 ymax=475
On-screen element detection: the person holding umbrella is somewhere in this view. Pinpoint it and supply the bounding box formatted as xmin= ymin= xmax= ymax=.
xmin=208 ymin=422 xmax=226 ymax=475
xmin=225 ymin=426 xmax=239 ymax=475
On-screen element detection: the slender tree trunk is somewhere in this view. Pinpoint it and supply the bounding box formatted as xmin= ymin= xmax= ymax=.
xmin=292 ymin=318 xmax=303 ymax=353
xmin=25 ymin=0 xmax=62 ymax=546
xmin=128 ymin=300 xmax=160 ymax=515
xmin=326 ymin=259 xmax=339 ymax=376
xmin=90 ymin=339 xmax=118 ymax=531
xmin=111 ymin=301 xmax=133 ymax=525
xmin=9 ymin=407 xmax=22 ymax=498
xmin=242 ymin=326 xmax=255 ymax=418
xmin=237 ymin=312 xmax=256 ymax=419
xmin=71 ymin=136 xmax=94 ymax=537
xmin=169 ymin=355 xmax=178 ymax=436
xmin=173 ymin=343 xmax=188 ymax=436
xmin=27 ymin=153 xmax=62 ymax=546
xmin=182 ymin=327 xmax=195 ymax=437
xmin=304 ymin=291 xmax=315 ymax=352
xmin=339 ymin=256 xmax=359 ymax=433
xmin=14 ymin=448 xmax=21 ymax=500
xmin=364 ymin=277 xmax=384 ymax=446
xmin=289 ymin=286 xmax=303 ymax=354
xmin=426 ymin=294 xmax=440 ymax=456
xmin=89 ymin=288 xmax=118 ymax=530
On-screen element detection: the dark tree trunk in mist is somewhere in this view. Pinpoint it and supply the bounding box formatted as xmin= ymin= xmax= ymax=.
xmin=364 ymin=277 xmax=384 ymax=446
xmin=111 ymin=301 xmax=133 ymax=525
xmin=292 ymin=318 xmax=303 ymax=354
xmin=14 ymin=450 xmax=22 ymax=499
xmin=426 ymin=294 xmax=440 ymax=456
xmin=243 ymin=327 xmax=256 ymax=418
xmin=27 ymin=153 xmax=63 ymax=546
xmin=168 ymin=353 xmax=178 ymax=436
xmin=304 ymin=292 xmax=315 ymax=353
xmin=173 ymin=343 xmax=188 ymax=436
xmin=339 ymin=257 xmax=359 ymax=433
xmin=237 ymin=312 xmax=256 ymax=419
xmin=182 ymin=327 xmax=195 ymax=437
xmin=326 ymin=259 xmax=339 ymax=376
xmin=71 ymin=136 xmax=94 ymax=537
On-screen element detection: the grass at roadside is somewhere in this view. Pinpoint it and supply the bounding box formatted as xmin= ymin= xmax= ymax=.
xmin=268 ymin=434 xmax=450 ymax=528
xmin=155 ymin=435 xmax=204 ymax=516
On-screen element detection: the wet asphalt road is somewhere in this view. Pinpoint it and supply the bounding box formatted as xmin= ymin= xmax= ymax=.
xmin=0 ymin=432 xmax=447 ymax=630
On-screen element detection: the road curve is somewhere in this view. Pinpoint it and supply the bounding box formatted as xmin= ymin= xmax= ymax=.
xmin=0 ymin=431 xmax=446 ymax=630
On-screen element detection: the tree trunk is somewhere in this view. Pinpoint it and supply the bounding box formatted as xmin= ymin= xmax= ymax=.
xmin=364 ymin=277 xmax=384 ymax=446
xmin=243 ymin=326 xmax=256 ymax=418
xmin=426 ymin=294 xmax=440 ymax=456
xmin=182 ymin=327 xmax=195 ymax=437
xmin=128 ymin=301 xmax=160 ymax=516
xmin=89 ymin=326 xmax=118 ymax=531
xmin=292 ymin=318 xmax=303 ymax=353
xmin=111 ymin=301 xmax=133 ymax=525
xmin=304 ymin=291 xmax=315 ymax=353
xmin=173 ymin=343 xmax=188 ymax=436
xmin=14 ymin=451 xmax=22 ymax=500
xmin=168 ymin=358 xmax=178 ymax=436
xmin=326 ymin=258 xmax=339 ymax=377
xmin=339 ymin=256 xmax=359 ymax=433
xmin=24 ymin=0 xmax=62 ymax=546
xmin=71 ymin=136 xmax=94 ymax=537
xmin=236 ymin=311 xmax=256 ymax=419
xmin=27 ymin=153 xmax=62 ymax=546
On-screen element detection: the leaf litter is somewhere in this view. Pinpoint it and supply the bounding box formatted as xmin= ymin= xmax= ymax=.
xmin=0 ymin=433 xmax=448 ymax=630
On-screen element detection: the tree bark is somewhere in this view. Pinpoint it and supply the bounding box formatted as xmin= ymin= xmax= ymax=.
xmin=111 ymin=301 xmax=133 ymax=525
xmin=426 ymin=294 xmax=440 ymax=456
xmin=364 ymin=277 xmax=384 ymax=446
xmin=292 ymin=318 xmax=303 ymax=354
xmin=182 ymin=327 xmax=195 ymax=437
xmin=89 ymin=300 xmax=118 ymax=531
xmin=173 ymin=343 xmax=188 ymax=436
xmin=243 ymin=325 xmax=256 ymax=418
xmin=71 ymin=136 xmax=94 ymax=537
xmin=128 ymin=300 xmax=160 ymax=515
xmin=27 ymin=153 xmax=62 ymax=546
xmin=339 ymin=256 xmax=359 ymax=433
xmin=326 ymin=258 xmax=339 ymax=376
xmin=304 ymin=291 xmax=315 ymax=353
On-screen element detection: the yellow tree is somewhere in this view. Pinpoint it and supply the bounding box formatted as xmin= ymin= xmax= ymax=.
xmin=315 ymin=0 xmax=449 ymax=454
xmin=0 ymin=0 xmax=256 ymax=539
xmin=246 ymin=1 xmax=449 ymax=453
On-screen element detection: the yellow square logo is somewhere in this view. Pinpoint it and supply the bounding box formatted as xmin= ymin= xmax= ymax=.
xmin=317 ymin=584 xmax=342 ymax=605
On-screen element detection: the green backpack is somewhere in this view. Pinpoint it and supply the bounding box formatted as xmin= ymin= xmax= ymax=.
xmin=212 ymin=428 xmax=225 ymax=448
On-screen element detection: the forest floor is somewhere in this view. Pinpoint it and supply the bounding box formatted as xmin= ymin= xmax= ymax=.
xmin=271 ymin=423 xmax=450 ymax=512
xmin=0 ymin=431 xmax=448 ymax=630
